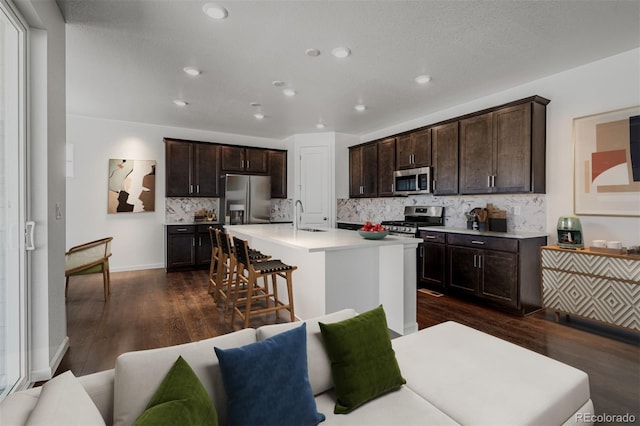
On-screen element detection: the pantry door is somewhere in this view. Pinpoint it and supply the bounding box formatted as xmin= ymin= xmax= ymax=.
xmin=298 ymin=145 xmax=330 ymax=228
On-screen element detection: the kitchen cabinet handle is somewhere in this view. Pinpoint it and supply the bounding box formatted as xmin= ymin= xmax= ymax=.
xmin=190 ymin=184 xmax=193 ymax=194
xmin=419 ymin=246 xmax=424 ymax=257
xmin=491 ymin=175 xmax=496 ymax=187
xmin=196 ymin=184 xmax=200 ymax=193
xmin=198 ymin=237 xmax=202 ymax=246
xmin=391 ymin=183 xmax=394 ymax=193
xmin=471 ymin=240 xmax=485 ymax=245
xmin=473 ymin=254 xmax=477 ymax=267
xmin=487 ymin=175 xmax=491 ymax=188
xmin=177 ymin=228 xmax=188 ymax=232
xmin=433 ymin=180 xmax=436 ymax=191
xmin=478 ymin=255 xmax=483 ymax=268
xmin=424 ymin=235 xmax=436 ymax=239
xmin=247 ymin=160 xmax=250 ymax=169
xmin=192 ymin=237 xmax=196 ymax=247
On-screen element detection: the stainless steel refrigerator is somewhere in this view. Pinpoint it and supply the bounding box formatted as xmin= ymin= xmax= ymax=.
xmin=221 ymin=174 xmax=271 ymax=224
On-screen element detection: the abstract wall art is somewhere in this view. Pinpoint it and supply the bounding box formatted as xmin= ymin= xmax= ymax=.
xmin=573 ymin=106 xmax=640 ymax=216
xmin=108 ymin=159 xmax=156 ymax=213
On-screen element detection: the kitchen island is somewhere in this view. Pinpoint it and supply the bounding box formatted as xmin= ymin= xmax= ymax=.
xmin=225 ymin=224 xmax=421 ymax=335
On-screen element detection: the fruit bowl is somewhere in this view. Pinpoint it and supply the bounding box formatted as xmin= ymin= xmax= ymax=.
xmin=358 ymin=230 xmax=389 ymax=240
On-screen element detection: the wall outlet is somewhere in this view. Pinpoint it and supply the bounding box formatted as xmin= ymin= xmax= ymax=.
xmin=513 ymin=206 xmax=522 ymax=216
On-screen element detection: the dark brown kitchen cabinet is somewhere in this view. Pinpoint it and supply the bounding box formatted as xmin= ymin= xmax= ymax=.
xmin=377 ymin=137 xmax=396 ymax=196
xmin=166 ymin=225 xmax=196 ymax=270
xmin=220 ymin=146 xmax=268 ymax=174
xmin=419 ymin=230 xmax=446 ymax=290
xmin=165 ymin=140 xmax=219 ymax=197
xmin=349 ymin=143 xmax=378 ymax=197
xmin=268 ymin=150 xmax=287 ymax=198
xmin=431 ymin=122 xmax=459 ymax=195
xmin=166 ymin=224 xmax=219 ymax=271
xmin=396 ymin=129 xmax=431 ymax=169
xmin=444 ymin=232 xmax=546 ymax=315
xmin=459 ymin=97 xmax=548 ymax=194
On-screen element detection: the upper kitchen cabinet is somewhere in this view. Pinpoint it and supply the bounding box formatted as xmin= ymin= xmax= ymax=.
xmin=220 ymin=146 xmax=268 ymax=174
xmin=377 ymin=137 xmax=396 ymax=196
xmin=431 ymin=121 xmax=459 ymax=195
xmin=165 ymin=139 xmax=219 ymax=197
xmin=459 ymin=96 xmax=549 ymax=194
xmin=349 ymin=143 xmax=378 ymax=197
xmin=395 ymin=129 xmax=431 ymax=169
xmin=267 ymin=149 xmax=287 ymax=199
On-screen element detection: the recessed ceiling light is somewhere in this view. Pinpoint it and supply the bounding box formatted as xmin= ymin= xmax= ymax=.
xmin=203 ymin=3 xmax=228 ymax=19
xmin=331 ymin=47 xmax=351 ymax=59
xmin=415 ymin=75 xmax=432 ymax=84
xmin=272 ymin=80 xmax=285 ymax=87
xmin=354 ymin=104 xmax=367 ymax=112
xmin=183 ymin=67 xmax=201 ymax=76
xmin=254 ymin=112 xmax=265 ymax=120
xmin=282 ymin=88 xmax=297 ymax=97
xmin=173 ymin=100 xmax=188 ymax=107
xmin=305 ymin=48 xmax=321 ymax=57
xmin=316 ymin=123 xmax=326 ymax=129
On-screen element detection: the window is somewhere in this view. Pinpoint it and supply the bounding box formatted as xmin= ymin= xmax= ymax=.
xmin=0 ymin=0 xmax=28 ymax=398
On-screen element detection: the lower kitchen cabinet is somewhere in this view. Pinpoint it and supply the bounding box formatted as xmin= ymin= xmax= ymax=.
xmin=418 ymin=230 xmax=446 ymax=290
xmin=421 ymin=230 xmax=546 ymax=315
xmin=165 ymin=224 xmax=219 ymax=271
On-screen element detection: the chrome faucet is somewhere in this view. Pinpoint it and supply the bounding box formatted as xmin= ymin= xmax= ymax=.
xmin=294 ymin=200 xmax=304 ymax=231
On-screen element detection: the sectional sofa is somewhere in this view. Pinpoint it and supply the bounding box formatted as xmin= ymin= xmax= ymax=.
xmin=1 ymin=308 xmax=594 ymax=425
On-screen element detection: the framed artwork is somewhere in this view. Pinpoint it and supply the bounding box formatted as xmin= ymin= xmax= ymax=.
xmin=573 ymin=106 xmax=640 ymax=216
xmin=108 ymin=159 xmax=156 ymax=213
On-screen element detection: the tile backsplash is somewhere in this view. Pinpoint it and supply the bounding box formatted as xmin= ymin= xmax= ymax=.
xmin=166 ymin=195 xmax=545 ymax=233
xmin=337 ymin=194 xmax=546 ymax=233
xmin=165 ymin=198 xmax=220 ymax=223
xmin=166 ymin=197 xmax=293 ymax=223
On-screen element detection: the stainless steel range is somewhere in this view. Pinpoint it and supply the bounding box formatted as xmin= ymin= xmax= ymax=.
xmin=382 ymin=206 xmax=444 ymax=236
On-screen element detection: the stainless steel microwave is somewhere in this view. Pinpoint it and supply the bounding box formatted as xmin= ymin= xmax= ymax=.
xmin=393 ymin=167 xmax=432 ymax=195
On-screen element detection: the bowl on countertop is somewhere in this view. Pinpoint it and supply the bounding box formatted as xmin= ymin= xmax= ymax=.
xmin=358 ymin=230 xmax=389 ymax=240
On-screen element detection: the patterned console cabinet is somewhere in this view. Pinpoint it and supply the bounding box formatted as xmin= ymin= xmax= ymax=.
xmin=541 ymin=245 xmax=640 ymax=331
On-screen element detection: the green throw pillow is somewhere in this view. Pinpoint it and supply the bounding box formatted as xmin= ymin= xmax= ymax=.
xmin=319 ymin=305 xmax=406 ymax=414
xmin=133 ymin=356 xmax=218 ymax=426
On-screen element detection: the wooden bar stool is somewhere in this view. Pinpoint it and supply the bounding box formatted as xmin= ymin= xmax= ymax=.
xmin=231 ymin=236 xmax=296 ymax=328
xmin=215 ymin=229 xmax=239 ymax=316
xmin=207 ymin=227 xmax=220 ymax=298
xmin=215 ymin=230 xmax=273 ymax=316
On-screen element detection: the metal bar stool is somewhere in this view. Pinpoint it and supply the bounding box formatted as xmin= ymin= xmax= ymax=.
xmin=231 ymin=236 xmax=297 ymax=328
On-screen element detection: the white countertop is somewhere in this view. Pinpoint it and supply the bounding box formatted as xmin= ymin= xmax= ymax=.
xmin=225 ymin=224 xmax=421 ymax=252
xmin=164 ymin=222 xmax=221 ymax=226
xmin=420 ymin=226 xmax=549 ymax=239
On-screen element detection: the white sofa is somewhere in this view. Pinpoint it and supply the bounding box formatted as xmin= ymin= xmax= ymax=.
xmin=1 ymin=309 xmax=594 ymax=425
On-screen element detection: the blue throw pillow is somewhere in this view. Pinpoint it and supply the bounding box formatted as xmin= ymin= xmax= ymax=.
xmin=214 ymin=323 xmax=325 ymax=426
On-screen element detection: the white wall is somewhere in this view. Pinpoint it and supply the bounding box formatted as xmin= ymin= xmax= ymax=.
xmin=362 ymin=49 xmax=640 ymax=246
xmin=66 ymin=115 xmax=283 ymax=271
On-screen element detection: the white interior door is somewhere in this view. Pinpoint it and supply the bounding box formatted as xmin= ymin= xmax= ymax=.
xmin=299 ymin=145 xmax=330 ymax=228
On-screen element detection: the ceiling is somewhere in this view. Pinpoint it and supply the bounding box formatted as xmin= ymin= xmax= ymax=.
xmin=57 ymin=0 xmax=640 ymax=140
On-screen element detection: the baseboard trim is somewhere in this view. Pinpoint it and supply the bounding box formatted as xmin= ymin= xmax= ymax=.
xmin=50 ymin=336 xmax=70 ymax=375
xmin=110 ymin=263 xmax=164 ymax=273
xmin=31 ymin=336 xmax=69 ymax=382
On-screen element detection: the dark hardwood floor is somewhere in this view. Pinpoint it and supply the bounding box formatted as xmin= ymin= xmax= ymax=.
xmin=58 ymin=269 xmax=639 ymax=425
